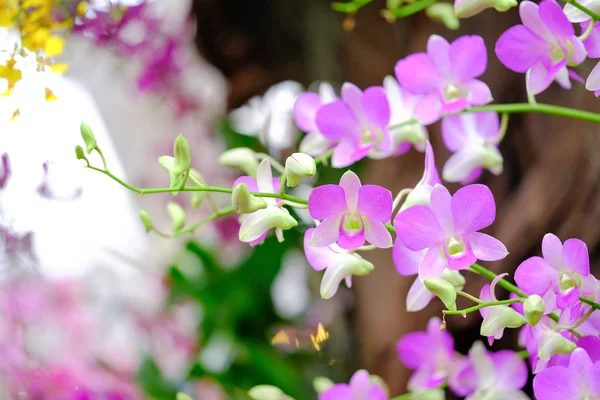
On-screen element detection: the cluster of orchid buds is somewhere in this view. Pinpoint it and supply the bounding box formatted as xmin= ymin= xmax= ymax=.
xmin=73 ymin=0 xmax=600 ymax=398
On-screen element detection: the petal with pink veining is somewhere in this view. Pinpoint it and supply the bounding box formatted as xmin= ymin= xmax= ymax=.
xmin=310 ymin=216 xmax=342 ymax=247
xmin=309 ymin=184 xmax=348 ymax=220
xmin=393 ymin=239 xmax=424 ymax=276
xmin=430 ymin=184 xmax=454 ymax=234
xmin=340 ymin=170 xmax=361 ymax=211
xmin=395 ymin=53 xmax=444 ymax=94
xmin=315 ymin=100 xmax=359 ymax=142
xmin=515 ymin=256 xmax=556 ymax=294
xmin=451 ymin=184 xmax=496 ymax=234
xmin=362 ymin=86 xmax=390 ymax=128
xmin=468 ymin=232 xmax=509 ymax=261
xmin=542 ymin=233 xmax=565 ymax=269
xmin=539 ymin=0 xmax=575 ymax=38
xmin=563 ymin=238 xmax=590 ymax=275
xmin=294 ymin=92 xmax=322 ymax=132
xmin=395 ymin=206 xmax=444 ymax=251
xmin=450 ymin=35 xmax=487 ymax=82
xmin=363 ymin=217 xmax=393 ymax=248
xmin=357 ymin=185 xmax=392 ymax=222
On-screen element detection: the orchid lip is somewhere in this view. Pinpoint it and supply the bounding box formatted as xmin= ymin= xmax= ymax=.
xmin=342 ymin=212 xmax=363 ymax=235
xmin=443 ymin=83 xmax=464 ymax=102
xmin=446 ymin=236 xmax=466 ymax=256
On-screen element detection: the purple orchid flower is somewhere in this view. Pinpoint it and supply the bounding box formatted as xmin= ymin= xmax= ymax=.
xmin=450 ymin=342 xmax=529 ymax=399
xmin=515 ymin=233 xmax=598 ymax=310
xmin=397 ymin=317 xmax=456 ymax=390
xmin=395 ymin=184 xmax=508 ymax=279
xmin=315 ymin=83 xmax=393 ymax=168
xmin=137 ymin=38 xmax=182 ymax=93
xmin=304 ymin=228 xmax=375 ymax=299
xmin=395 ymin=35 xmax=492 ymax=124
xmin=234 ymin=159 xmax=297 ymax=246
xmin=319 ymin=369 xmax=388 ymax=400
xmin=308 ymin=171 xmax=393 ymax=250
xmin=495 ymin=0 xmax=587 ymax=96
xmin=294 ymin=82 xmax=338 ymax=157
xmin=533 ymin=347 xmax=600 ymax=400
xmin=0 ymin=153 xmax=10 ymax=189
xmin=441 ymin=112 xmax=504 ymax=184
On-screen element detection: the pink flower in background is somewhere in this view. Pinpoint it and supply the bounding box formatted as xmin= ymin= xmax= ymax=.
xmin=441 ymin=112 xmax=504 ymax=184
xmin=395 ymin=184 xmax=507 ymax=278
xmin=0 ymin=154 xmax=10 ymax=189
xmin=397 ymin=317 xmax=456 ymax=390
xmin=515 ymin=233 xmax=598 ymax=310
xmin=308 ymin=171 xmax=392 ymax=250
xmin=450 ymin=342 xmax=529 ymax=399
xmin=294 ymin=82 xmax=338 ymax=157
xmin=304 ymin=228 xmax=374 ymax=299
xmin=319 ymin=369 xmax=388 ymax=400
xmin=395 ymin=35 xmax=492 ymax=124
xmin=315 ymin=83 xmax=393 ymax=168
xmin=495 ymin=0 xmax=586 ymax=96
xmin=533 ymin=347 xmax=600 ymax=400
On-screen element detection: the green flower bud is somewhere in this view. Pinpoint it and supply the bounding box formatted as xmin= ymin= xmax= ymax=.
xmin=439 ymin=269 xmax=466 ymax=289
xmin=454 ymin=0 xmax=517 ymax=18
xmin=424 ymin=278 xmax=457 ymax=311
xmin=232 ymin=183 xmax=268 ymax=214
xmin=218 ymin=148 xmax=259 ymax=177
xmin=158 ymin=156 xmax=185 ymax=192
xmin=80 ymin=122 xmax=97 ymax=154
xmin=523 ymin=294 xmax=545 ymax=326
xmin=176 ymin=393 xmax=194 ymax=400
xmin=139 ymin=209 xmax=153 ymax=233
xmin=538 ymin=330 xmax=576 ymax=361
xmin=239 ymin=207 xmax=297 ymax=243
xmin=480 ymin=306 xmax=527 ymax=338
xmin=426 ymin=3 xmax=460 ymax=30
xmin=188 ymin=168 xmax=206 ymax=209
xmin=320 ymin=255 xmax=374 ymax=299
xmin=312 ymin=377 xmax=334 ymax=394
xmin=173 ymin=135 xmax=191 ymax=176
xmin=248 ymin=385 xmax=293 ymax=400
xmin=284 ymin=153 xmax=316 ymax=187
xmin=75 ymin=145 xmax=87 ymax=161
xmin=167 ymin=202 xmax=185 ymax=233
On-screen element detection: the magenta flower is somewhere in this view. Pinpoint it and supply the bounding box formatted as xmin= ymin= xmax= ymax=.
xmin=515 ymin=233 xmax=598 ymax=310
xmin=395 ymin=184 xmax=507 ymax=278
xmin=319 ymin=369 xmax=388 ymax=400
xmin=533 ymin=347 xmax=600 ymax=400
xmin=294 ymin=82 xmax=338 ymax=157
xmin=395 ymin=35 xmax=492 ymax=124
xmin=441 ymin=112 xmax=503 ymax=184
xmin=397 ymin=317 xmax=456 ymax=390
xmin=304 ymin=228 xmax=375 ymax=299
xmin=450 ymin=342 xmax=529 ymax=399
xmin=495 ymin=0 xmax=586 ymax=96
xmin=315 ymin=83 xmax=393 ymax=168
xmin=308 ymin=171 xmax=393 ymax=250
xmin=0 ymin=153 xmax=10 ymax=189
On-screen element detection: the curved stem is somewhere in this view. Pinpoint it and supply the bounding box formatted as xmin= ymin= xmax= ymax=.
xmin=468 ymin=263 xmax=527 ymax=297
xmin=467 ymin=103 xmax=600 ymax=123
xmin=456 ymin=290 xmax=483 ymax=304
xmin=444 ymin=298 xmax=524 ymax=316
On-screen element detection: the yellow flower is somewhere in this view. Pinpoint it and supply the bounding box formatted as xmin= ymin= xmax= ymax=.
xmin=0 ymin=58 xmax=22 ymax=94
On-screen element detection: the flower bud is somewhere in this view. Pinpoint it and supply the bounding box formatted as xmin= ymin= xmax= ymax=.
xmin=426 ymin=3 xmax=459 ymax=30
xmin=173 ymin=135 xmax=191 ymax=176
xmin=176 ymin=393 xmax=194 ymax=400
xmin=312 ymin=377 xmax=334 ymax=394
xmin=167 ymin=202 xmax=185 ymax=233
xmin=538 ymin=330 xmax=576 ymax=361
xmin=424 ymin=278 xmax=457 ymax=311
xmin=188 ymin=168 xmax=206 ymax=209
xmin=139 ymin=210 xmax=153 ymax=233
xmin=80 ymin=122 xmax=97 ymax=154
xmin=439 ymin=269 xmax=465 ymax=289
xmin=239 ymin=207 xmax=297 ymax=243
xmin=248 ymin=385 xmax=292 ymax=400
xmin=232 ymin=183 xmax=268 ymax=214
xmin=158 ymin=156 xmax=184 ymax=192
xmin=218 ymin=148 xmax=259 ymax=177
xmin=400 ymin=185 xmax=434 ymax=212
xmin=480 ymin=306 xmax=527 ymax=338
xmin=320 ymin=255 xmax=374 ymax=299
xmin=74 ymin=146 xmax=86 ymax=162
xmin=284 ymin=153 xmax=316 ymax=187
xmin=523 ymin=294 xmax=545 ymax=326
xmin=454 ymin=0 xmax=517 ymax=18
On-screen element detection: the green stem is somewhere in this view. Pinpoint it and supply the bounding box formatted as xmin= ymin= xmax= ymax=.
xmin=469 ymin=263 xmax=527 ymax=297
xmin=174 ymin=206 xmax=235 ymax=237
xmin=444 ymin=298 xmax=524 ymax=316
xmin=386 ymin=0 xmax=436 ymax=18
xmin=456 ymin=290 xmax=483 ymax=304
xmin=579 ymin=17 xmax=597 ymax=41
xmin=564 ymin=0 xmax=600 ymax=21
xmin=331 ymin=0 xmax=373 ymax=13
xmin=580 ymin=297 xmax=600 ymax=310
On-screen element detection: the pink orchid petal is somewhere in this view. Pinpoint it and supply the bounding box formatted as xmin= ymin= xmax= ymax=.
xmin=397 ymin=331 xmax=430 ymax=368
xmin=466 ymin=79 xmax=493 ymax=105
xmin=515 ymin=256 xmax=556 ymax=294
xmin=310 ymin=216 xmax=342 ymax=247
xmin=299 ymin=131 xmax=334 ymax=156
xmin=395 ymin=206 xmax=444 ymax=251
xmin=320 ymin=384 xmax=353 ymax=400
xmin=427 ymin=34 xmax=452 ymax=77
xmin=555 ymin=284 xmax=580 ymax=309
xmin=586 ymin=62 xmax=600 ymax=91
xmin=450 ymin=35 xmax=487 ymax=82
xmin=475 ymin=111 xmax=501 ymax=140
xmin=584 ymin=22 xmax=600 ymax=58
xmin=443 ymin=147 xmax=486 ymax=183
xmin=414 ymin=93 xmax=443 ymax=124
xmin=309 ymin=184 xmax=348 ymax=220
xmin=570 ymin=348 xmax=594 ymax=392
xmin=539 ymin=0 xmax=575 ymax=37
xmin=563 ymin=238 xmax=590 ymax=275
xmin=451 ymin=184 xmax=496 ymax=234
xmin=395 ymin=53 xmax=444 ymax=94
xmin=303 ymin=228 xmax=333 ymax=271
xmin=445 ymin=241 xmax=477 ymax=270
xmin=233 ymin=176 xmax=258 ymax=192
xmin=533 ymin=366 xmax=579 ymax=399
xmin=340 ymin=170 xmax=362 ymax=211
xmin=363 ymin=218 xmax=393 ymax=248
xmin=357 ymin=185 xmax=392 ymax=222
xmin=468 ymin=232 xmax=509 ymax=261
xmin=527 ymin=62 xmax=556 ymax=96
xmin=442 ymin=96 xmax=469 ymax=114
xmin=419 ymin=245 xmax=447 ymax=279
xmin=362 ymin=86 xmax=390 ymax=127
xmin=491 ymin=350 xmax=529 ymax=390
xmin=419 ymin=141 xmax=442 ymax=186
xmin=479 ymin=284 xmax=493 ymax=318
xmin=337 ymin=229 xmax=365 ymax=250
xmin=249 ymin=231 xmax=268 ymax=247
xmin=393 ymin=239 xmax=424 ymax=276
xmin=331 ymin=138 xmax=372 ymax=168
xmin=294 ymin=92 xmax=322 ymax=132
xmin=315 ymin=100 xmax=359 ymax=142
xmin=406 ymin=277 xmax=435 ymax=312
xmin=430 ymin=184 xmax=455 ymax=234
xmin=542 ymin=233 xmax=565 ymax=269
xmin=496 ymin=25 xmax=548 ymax=73
xmin=520 ymin=1 xmax=553 ymax=41
xmin=590 ymin=363 xmax=600 ymax=396
xmin=441 ymin=114 xmax=471 ymax=151
xmin=341 ymin=82 xmax=365 ymax=123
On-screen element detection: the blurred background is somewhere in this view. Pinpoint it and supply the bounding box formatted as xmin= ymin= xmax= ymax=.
xmin=1 ymin=0 xmax=600 ymax=398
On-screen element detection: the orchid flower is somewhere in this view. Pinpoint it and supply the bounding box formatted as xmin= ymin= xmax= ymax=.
xmin=397 ymin=317 xmax=456 ymax=391
xmin=319 ymin=369 xmax=388 ymax=400
xmin=308 ymin=171 xmax=393 ymax=250
xmin=234 ymin=159 xmax=297 ymax=246
xmin=441 ymin=112 xmax=504 ymax=184
xmin=395 ymin=34 xmax=492 ymax=124
xmin=533 ymin=347 xmax=600 ymax=400
xmin=229 ymin=81 xmax=303 ymax=152
xmin=294 ymin=82 xmax=338 ymax=157
xmin=515 ymin=233 xmax=598 ymax=310
xmin=495 ymin=0 xmax=586 ymax=97
xmin=315 ymin=83 xmax=393 ymax=168
xmin=304 ymin=228 xmax=375 ymax=299
xmin=0 ymin=153 xmax=10 ymax=189
xmin=449 ymin=342 xmax=529 ymax=400
xmin=395 ymin=184 xmax=507 ymax=279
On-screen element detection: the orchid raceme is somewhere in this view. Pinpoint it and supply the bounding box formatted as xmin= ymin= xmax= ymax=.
xmin=495 ymin=0 xmax=587 ymax=97
xmin=308 ymin=170 xmax=393 ymax=250
xmin=395 ymin=34 xmax=492 ymax=124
